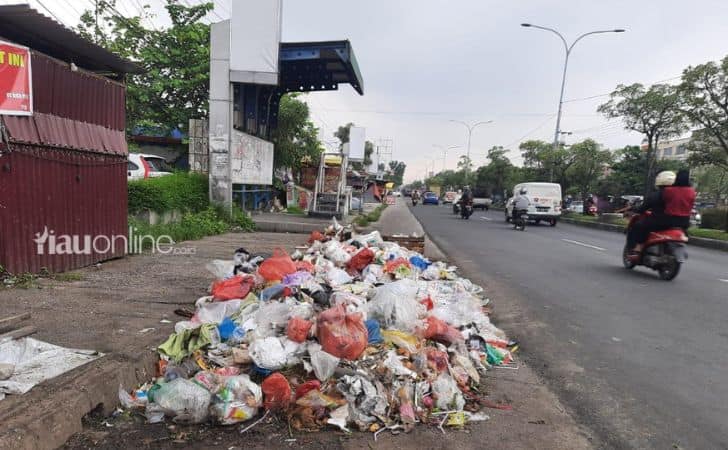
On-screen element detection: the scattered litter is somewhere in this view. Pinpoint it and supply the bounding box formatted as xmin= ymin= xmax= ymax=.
xmin=116 ymin=218 xmax=514 ymax=437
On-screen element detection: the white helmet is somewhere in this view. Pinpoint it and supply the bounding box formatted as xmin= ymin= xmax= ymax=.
xmin=655 ymin=171 xmax=676 ymax=187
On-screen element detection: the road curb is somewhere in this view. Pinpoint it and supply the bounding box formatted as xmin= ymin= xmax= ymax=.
xmin=0 ymin=350 xmax=158 ymax=450
xmin=560 ymin=217 xmax=728 ymax=252
xmin=253 ymin=219 xmax=322 ymax=234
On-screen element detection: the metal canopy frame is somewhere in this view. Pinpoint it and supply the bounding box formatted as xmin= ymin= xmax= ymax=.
xmin=233 ymin=40 xmax=364 ymax=140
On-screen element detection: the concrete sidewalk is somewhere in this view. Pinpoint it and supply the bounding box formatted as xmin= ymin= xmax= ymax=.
xmin=0 ymin=232 xmax=308 ymax=450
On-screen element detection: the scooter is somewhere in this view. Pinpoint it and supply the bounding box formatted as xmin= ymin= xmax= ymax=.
xmin=622 ymin=211 xmax=688 ymax=281
xmin=412 ymin=197 xmax=419 ymax=206
xmin=513 ymin=209 xmax=528 ymax=231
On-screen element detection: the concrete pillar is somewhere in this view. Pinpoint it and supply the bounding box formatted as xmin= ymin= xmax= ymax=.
xmin=209 ymin=20 xmax=232 ymax=207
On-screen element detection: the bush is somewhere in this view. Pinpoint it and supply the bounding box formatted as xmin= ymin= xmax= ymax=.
xmin=700 ymin=207 xmax=727 ymax=231
xmin=128 ymin=172 xmax=209 ymax=215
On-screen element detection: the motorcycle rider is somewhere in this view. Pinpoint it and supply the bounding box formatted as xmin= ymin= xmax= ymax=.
xmin=459 ymin=185 xmax=473 ymax=217
xmin=511 ymin=188 xmax=530 ymax=222
xmin=627 ymin=170 xmax=696 ymax=255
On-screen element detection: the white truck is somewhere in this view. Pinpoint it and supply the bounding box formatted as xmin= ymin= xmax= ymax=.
xmin=505 ymin=182 xmax=562 ymax=226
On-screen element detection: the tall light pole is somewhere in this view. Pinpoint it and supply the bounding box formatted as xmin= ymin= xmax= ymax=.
xmin=521 ymin=24 xmax=625 ymax=181
xmin=432 ymin=144 xmax=461 ymax=172
xmin=449 ymin=120 xmax=493 ymax=182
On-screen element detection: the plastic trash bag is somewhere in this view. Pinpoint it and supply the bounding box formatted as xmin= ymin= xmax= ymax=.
xmin=249 ymin=337 xmax=291 ymax=370
xmin=347 ymin=248 xmax=375 ymax=272
xmin=282 ymin=271 xmax=313 ymax=287
xmin=205 ymin=260 xmax=235 ymax=279
xmin=366 ymin=279 xmax=424 ymax=332
xmin=260 ymin=284 xmax=287 ymax=301
xmin=431 ymin=373 xmax=464 ymax=411
xmin=119 ymin=385 xmax=147 ymax=409
xmin=210 ymin=275 xmax=255 ymax=301
xmin=409 ymin=255 xmax=430 ymax=271
xmin=286 ymin=317 xmax=313 ymax=343
xmin=322 ymin=240 xmax=351 ymax=267
xmin=211 ymin=374 xmax=262 ymax=424
xmin=294 ymin=380 xmax=321 ymax=400
xmin=192 ymin=299 xmax=245 ymax=325
xmin=253 ymin=302 xmax=292 ymax=338
xmin=309 ymin=344 xmax=340 ymax=381
xmin=258 ymin=249 xmax=297 ymax=281
xmin=153 ymin=378 xmax=212 ymax=424
xmin=356 ymin=230 xmax=384 ymax=247
xmin=417 ymin=316 xmax=463 ymax=345
xmin=262 ymin=373 xmax=292 ymax=411
xmin=381 ymin=330 xmax=420 ymax=353
xmin=365 ymin=319 xmax=383 ymax=344
xmin=330 ymin=291 xmax=368 ymax=313
xmin=383 ymin=350 xmax=417 ymax=378
xmin=421 ymin=265 xmax=441 ymax=280
xmin=324 ymin=267 xmax=353 ymax=287
xmin=295 ymin=260 xmax=315 ymax=273
xmin=361 ymin=264 xmax=385 ymax=284
xmin=317 ymin=305 xmax=368 ymax=360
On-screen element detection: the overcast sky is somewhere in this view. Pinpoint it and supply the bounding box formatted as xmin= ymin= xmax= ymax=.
xmin=13 ymin=0 xmax=728 ymax=182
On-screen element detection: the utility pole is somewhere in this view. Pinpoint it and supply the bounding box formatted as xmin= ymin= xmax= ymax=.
xmin=521 ymin=23 xmax=625 ymax=181
xmin=433 ymin=144 xmax=461 ymax=172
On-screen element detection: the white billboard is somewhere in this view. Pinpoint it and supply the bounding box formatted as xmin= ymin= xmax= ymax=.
xmin=230 ymin=129 xmax=275 ymax=185
xmin=230 ymin=0 xmax=283 ymax=85
xmin=348 ymin=126 xmax=366 ymax=160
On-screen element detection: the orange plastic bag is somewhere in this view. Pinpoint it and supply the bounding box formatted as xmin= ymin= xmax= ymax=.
xmin=262 ymin=373 xmax=292 ymax=411
xmin=258 ymin=249 xmax=297 ymax=281
xmin=420 ymin=296 xmax=434 ymax=311
xmin=210 ymin=275 xmax=255 ymax=301
xmin=286 ymin=317 xmax=313 ymax=343
xmin=308 ymin=231 xmax=326 ymax=244
xmin=295 ymin=260 xmax=315 ymax=273
xmin=347 ymin=248 xmax=375 ymax=272
xmin=384 ymin=257 xmax=411 ymax=273
xmin=418 ymin=316 xmax=463 ymax=345
xmin=317 ymin=304 xmax=368 ymax=360
xmin=294 ymin=380 xmax=321 ymax=400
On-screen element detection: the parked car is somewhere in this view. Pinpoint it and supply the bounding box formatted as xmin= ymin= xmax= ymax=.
xmin=568 ymin=201 xmax=584 ymax=214
xmin=391 ymin=190 xmax=402 ymax=197
xmin=128 ymin=153 xmax=173 ymax=181
xmin=423 ymin=191 xmax=439 ymax=205
xmin=472 ymin=197 xmax=492 ymax=211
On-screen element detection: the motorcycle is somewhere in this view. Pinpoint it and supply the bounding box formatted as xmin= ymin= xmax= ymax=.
xmin=460 ymin=202 xmax=473 ymax=219
xmin=622 ymin=211 xmax=688 ymax=281
xmin=513 ymin=209 xmax=528 ymax=231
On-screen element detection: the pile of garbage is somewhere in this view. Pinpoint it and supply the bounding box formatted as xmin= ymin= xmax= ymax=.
xmin=119 ymin=222 xmax=515 ymax=436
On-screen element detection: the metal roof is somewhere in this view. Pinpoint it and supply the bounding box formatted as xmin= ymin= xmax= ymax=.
xmin=0 ymin=3 xmax=142 ymax=76
xmin=279 ymin=40 xmax=364 ymax=95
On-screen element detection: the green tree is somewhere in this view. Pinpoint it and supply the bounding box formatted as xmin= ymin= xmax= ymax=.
xmin=598 ymin=83 xmax=685 ymax=194
xmin=387 ymin=160 xmax=406 ymax=186
xmin=518 ymin=140 xmax=574 ymax=184
xmin=695 ymin=166 xmax=728 ymax=204
xmin=678 ymin=55 xmax=728 ymax=171
xmin=78 ymin=0 xmax=213 ymax=134
xmin=334 ymin=123 xmax=373 ymax=169
xmin=565 ymin=139 xmax=614 ymax=200
xmin=474 ymin=146 xmax=515 ymax=198
xmin=271 ymin=94 xmax=322 ymax=175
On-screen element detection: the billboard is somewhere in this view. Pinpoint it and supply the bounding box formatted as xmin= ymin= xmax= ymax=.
xmin=230 ymin=128 xmax=274 ymax=185
xmin=230 ymin=0 xmax=282 ymax=85
xmin=348 ymin=126 xmax=366 ymax=160
xmin=0 ymin=40 xmax=32 ymax=115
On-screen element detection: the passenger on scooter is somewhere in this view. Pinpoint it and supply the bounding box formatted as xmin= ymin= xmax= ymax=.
xmin=511 ymin=188 xmax=530 ymax=221
xmin=627 ymin=170 xmax=696 ymax=255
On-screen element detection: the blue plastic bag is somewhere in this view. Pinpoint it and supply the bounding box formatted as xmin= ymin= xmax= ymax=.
xmin=218 ymin=317 xmax=237 ymax=340
xmin=409 ymin=255 xmax=430 ymax=271
xmin=365 ymin=319 xmax=383 ymax=344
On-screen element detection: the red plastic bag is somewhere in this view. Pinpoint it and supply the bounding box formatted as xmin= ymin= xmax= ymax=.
xmin=258 ymin=249 xmax=297 ymax=281
xmin=418 ymin=316 xmax=463 ymax=345
xmin=294 ymin=380 xmax=321 ymax=400
xmin=286 ymin=317 xmax=313 ymax=343
xmin=295 ymin=260 xmax=315 ymax=273
xmin=424 ymin=347 xmax=449 ymax=373
xmin=384 ymin=257 xmax=412 ymax=273
xmin=262 ymin=373 xmax=292 ymax=411
xmin=420 ymin=296 xmax=434 ymax=311
xmin=317 ymin=304 xmax=368 ymax=360
xmin=347 ymin=248 xmax=375 ymax=272
xmin=210 ymin=275 xmax=255 ymax=301
xmin=308 ymin=231 xmax=326 ymax=244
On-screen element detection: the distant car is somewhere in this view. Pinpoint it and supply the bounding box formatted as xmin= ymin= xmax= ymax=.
xmin=423 ymin=191 xmax=439 ymax=205
xmin=690 ymin=208 xmax=702 ymax=227
xmin=442 ymin=191 xmax=458 ymax=204
xmin=568 ymin=201 xmax=584 ymax=214
xmin=391 ymin=191 xmax=402 ymax=197
xmin=128 ymin=153 xmax=173 ymax=181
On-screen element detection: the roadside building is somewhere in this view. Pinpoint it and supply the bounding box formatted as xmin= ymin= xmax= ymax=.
xmin=0 ymin=5 xmax=140 ymax=273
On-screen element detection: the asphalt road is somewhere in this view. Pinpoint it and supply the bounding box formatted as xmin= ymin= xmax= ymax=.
xmin=410 ymin=203 xmax=728 ymax=449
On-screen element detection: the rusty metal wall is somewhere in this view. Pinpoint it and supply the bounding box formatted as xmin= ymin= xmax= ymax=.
xmin=0 ymin=145 xmax=128 ymax=274
xmin=31 ymin=52 xmax=126 ymax=131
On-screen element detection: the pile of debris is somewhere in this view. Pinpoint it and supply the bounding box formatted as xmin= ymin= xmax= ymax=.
xmin=119 ymin=222 xmax=515 ymax=436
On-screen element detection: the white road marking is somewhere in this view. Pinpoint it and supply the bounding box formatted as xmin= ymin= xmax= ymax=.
xmin=479 ymin=216 xmax=493 ymax=221
xmin=719 ymin=279 xmax=728 ymax=284
xmin=561 ymin=238 xmax=606 ymax=252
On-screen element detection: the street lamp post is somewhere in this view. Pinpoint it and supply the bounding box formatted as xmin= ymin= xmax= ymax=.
xmin=432 ymin=144 xmax=461 ymax=172
xmin=521 ymin=23 xmax=625 ymax=181
xmin=449 ymin=120 xmax=493 ymax=182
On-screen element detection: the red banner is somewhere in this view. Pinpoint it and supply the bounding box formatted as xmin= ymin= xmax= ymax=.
xmin=0 ymin=40 xmax=32 ymax=115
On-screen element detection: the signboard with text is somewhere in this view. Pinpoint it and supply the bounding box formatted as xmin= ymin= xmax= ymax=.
xmin=0 ymin=40 xmax=32 ymax=115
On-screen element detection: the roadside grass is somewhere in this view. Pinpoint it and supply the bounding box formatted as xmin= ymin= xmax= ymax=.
xmin=355 ymin=204 xmax=388 ymax=227
xmin=688 ymin=228 xmax=728 ymax=241
xmin=285 ymin=206 xmax=306 ymax=215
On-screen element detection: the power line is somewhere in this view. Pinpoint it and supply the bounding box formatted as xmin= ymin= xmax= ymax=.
xmin=563 ymin=75 xmax=682 ymax=103
xmin=35 ymin=0 xmax=65 ymax=24
xmin=504 ymin=114 xmax=557 ymax=149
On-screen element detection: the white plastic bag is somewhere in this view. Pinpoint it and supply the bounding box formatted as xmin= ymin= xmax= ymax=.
xmin=366 ymin=279 xmax=424 ymax=332
xmin=325 ymin=268 xmax=353 ymax=287
xmin=210 ymin=374 xmax=262 ymax=424
xmin=309 ymin=343 xmax=339 ymax=381
xmin=323 ymin=240 xmax=351 ymax=267
xmin=356 ymin=230 xmax=384 ymax=247
xmin=249 ymin=337 xmax=289 ymax=370
xmin=431 ymin=373 xmax=464 ymax=411
xmin=205 ymin=260 xmax=235 ymax=279
xmin=362 ymin=264 xmax=384 ymax=284
xmin=154 ymin=378 xmax=212 ymax=424
xmin=383 ymin=350 xmax=417 ymax=378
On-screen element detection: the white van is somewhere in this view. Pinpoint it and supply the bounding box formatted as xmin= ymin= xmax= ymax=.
xmin=505 ymin=182 xmax=562 ymax=226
